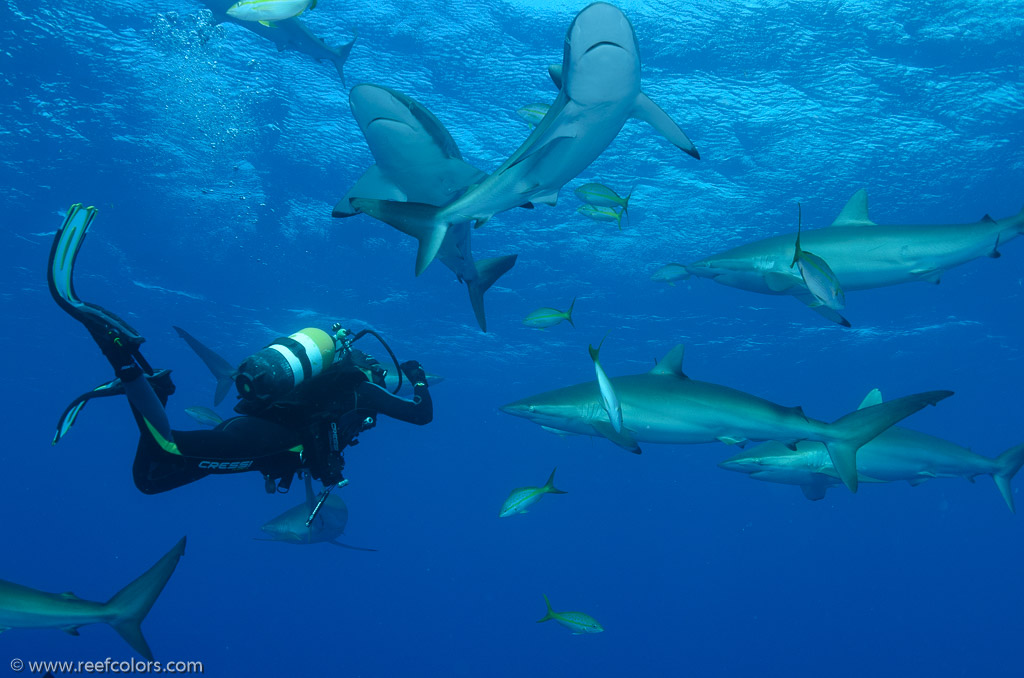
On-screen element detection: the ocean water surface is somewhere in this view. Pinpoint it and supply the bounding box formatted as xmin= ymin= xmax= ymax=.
xmin=1 ymin=0 xmax=1022 ymax=676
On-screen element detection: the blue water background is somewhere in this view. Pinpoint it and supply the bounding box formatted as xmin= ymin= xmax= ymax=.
xmin=2 ymin=0 xmax=1022 ymax=675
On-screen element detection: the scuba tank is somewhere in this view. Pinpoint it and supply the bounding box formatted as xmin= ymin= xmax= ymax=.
xmin=235 ymin=326 xmax=353 ymax=405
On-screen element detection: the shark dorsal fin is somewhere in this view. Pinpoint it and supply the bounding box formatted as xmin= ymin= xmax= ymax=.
xmin=649 ymin=344 xmax=687 ymax=378
xmin=830 ymin=189 xmax=876 ymax=227
xmin=857 ymin=388 xmax=883 ymax=410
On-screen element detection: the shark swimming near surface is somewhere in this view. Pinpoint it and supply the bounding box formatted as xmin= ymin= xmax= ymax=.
xmin=257 ymin=474 xmax=375 ymax=550
xmin=684 ymin=189 xmax=1024 ymax=326
xmin=200 ymin=0 xmax=356 ymax=82
xmin=500 ymin=345 xmax=953 ymax=492
xmin=719 ymin=389 xmax=1024 ymax=512
xmin=333 ymin=84 xmax=518 ymax=332
xmin=351 ymin=1 xmax=699 ymax=276
xmin=0 ymin=537 xmax=186 ymax=660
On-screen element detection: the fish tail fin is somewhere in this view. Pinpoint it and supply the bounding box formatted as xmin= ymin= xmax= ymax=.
xmin=543 ymin=466 xmax=568 ymax=495
xmin=329 ymin=31 xmax=357 ymax=85
xmin=466 ymin=255 xmax=518 ymax=332
xmin=791 ymin=203 xmax=803 ymax=267
xmin=105 ymin=537 xmax=187 ymax=661
xmin=622 ymin=187 xmax=633 ymax=228
xmin=350 ymin=198 xmax=449 ymax=276
xmin=173 ymin=326 xmax=236 ymax=406
xmin=615 ymin=207 xmax=624 ymax=231
xmin=536 ymin=594 xmax=556 ymax=623
xmin=823 ymin=390 xmax=954 ymax=493
xmin=994 ymin=443 xmax=1024 ymax=513
xmin=566 ymin=297 xmax=576 ymax=328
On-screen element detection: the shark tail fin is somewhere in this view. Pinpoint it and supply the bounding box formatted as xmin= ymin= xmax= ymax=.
xmin=329 ymin=31 xmax=357 ymax=85
xmin=994 ymin=443 xmax=1024 ymax=513
xmin=565 ymin=297 xmax=576 ymax=328
xmin=467 ymin=255 xmax=518 ymax=332
xmin=173 ymin=326 xmax=236 ymax=406
xmin=823 ymin=390 xmax=954 ymax=493
xmin=543 ymin=467 xmax=568 ymax=495
xmin=791 ymin=203 xmax=803 ymax=267
xmin=350 ymin=198 xmax=450 ymax=276
xmin=536 ymin=595 xmax=556 ymax=623
xmin=105 ymin=537 xmax=187 ymax=661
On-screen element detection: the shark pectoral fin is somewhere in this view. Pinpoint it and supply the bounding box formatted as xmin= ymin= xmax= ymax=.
xmin=911 ymin=269 xmax=942 ymax=285
xmin=591 ymin=420 xmax=641 ymax=454
xmin=794 ymin=293 xmax=851 ymax=327
xmin=62 ymin=626 xmax=82 ymax=636
xmin=349 ymin=199 xmax=448 ymax=276
xmin=533 ymin=191 xmax=559 ymax=207
xmin=989 ymin=233 xmax=1002 ymax=258
xmin=631 ymin=92 xmax=699 ymax=160
xmin=717 ymin=436 xmax=747 ymax=447
xmin=907 ymin=477 xmax=930 ymax=487
xmin=548 ymin=63 xmax=563 ymax=89
xmin=60 ymin=591 xmax=82 ymax=600
xmin=800 ymin=482 xmax=829 ymax=501
xmin=329 ymin=540 xmax=378 ymax=552
xmin=507 ymin=121 xmax=579 ymax=169
xmin=830 ymin=189 xmax=876 ymax=227
xmin=333 ymin=165 xmax=406 ymax=218
xmin=764 ymin=271 xmax=799 ymax=292
xmin=440 ymin=157 xmax=488 ymax=195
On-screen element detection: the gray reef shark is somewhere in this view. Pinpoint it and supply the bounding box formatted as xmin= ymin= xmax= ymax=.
xmin=684 ymin=189 xmax=1024 ymax=326
xmin=352 ymin=1 xmax=699 ymax=276
xmin=0 ymin=537 xmax=186 ymax=660
xmin=257 ymin=474 xmax=375 ymax=550
xmin=200 ymin=0 xmax=356 ymax=82
xmin=500 ymin=345 xmax=952 ymax=492
xmin=334 ymin=84 xmax=518 ymax=331
xmin=719 ymin=389 xmax=1024 ymax=512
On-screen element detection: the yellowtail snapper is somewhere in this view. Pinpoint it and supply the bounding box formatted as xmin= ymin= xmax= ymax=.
xmin=227 ymin=0 xmax=317 ymax=24
xmin=589 ymin=336 xmax=622 ymax=433
xmin=523 ymin=297 xmax=576 ymax=329
xmin=791 ymin=202 xmax=847 ymax=323
xmin=577 ymin=204 xmax=625 ymax=230
xmin=498 ymin=467 xmax=568 ymax=517
xmin=651 ymin=263 xmax=690 ymax=286
xmin=184 ymin=406 xmax=224 ymax=428
xmin=575 ymin=182 xmax=632 ymax=227
xmin=536 ymin=595 xmax=604 ymax=635
xmin=515 ymin=103 xmax=550 ymax=127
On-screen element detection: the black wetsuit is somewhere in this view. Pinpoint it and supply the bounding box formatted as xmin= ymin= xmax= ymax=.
xmin=129 ymin=350 xmax=432 ymax=494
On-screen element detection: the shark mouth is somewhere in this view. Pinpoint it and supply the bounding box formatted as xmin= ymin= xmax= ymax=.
xmin=366 ymin=116 xmax=413 ymax=130
xmin=582 ymin=40 xmax=628 ymax=55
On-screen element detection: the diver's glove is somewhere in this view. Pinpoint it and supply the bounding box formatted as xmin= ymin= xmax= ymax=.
xmin=399 ymin=360 xmax=427 ymax=386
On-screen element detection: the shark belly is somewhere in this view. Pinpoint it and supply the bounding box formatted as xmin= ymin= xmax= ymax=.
xmin=854 ymin=428 xmax=997 ymax=482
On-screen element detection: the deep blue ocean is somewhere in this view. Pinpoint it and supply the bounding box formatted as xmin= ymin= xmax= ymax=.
xmin=2 ymin=0 xmax=1023 ymax=676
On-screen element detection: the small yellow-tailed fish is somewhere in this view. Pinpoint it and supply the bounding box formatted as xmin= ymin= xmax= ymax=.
xmin=185 ymin=406 xmax=224 ymax=427
xmin=574 ymin=182 xmax=632 ymax=225
xmin=790 ymin=202 xmax=846 ymax=310
xmin=577 ymin=204 xmax=624 ymax=230
xmin=588 ymin=336 xmax=622 ymax=433
xmin=650 ymin=263 xmax=690 ymax=286
xmin=515 ymin=103 xmax=550 ymax=127
xmin=536 ymin=595 xmax=604 ymax=635
xmin=523 ymin=297 xmax=576 ymax=329
xmin=498 ymin=467 xmax=568 ymax=517
xmin=227 ymin=0 xmax=317 ymax=24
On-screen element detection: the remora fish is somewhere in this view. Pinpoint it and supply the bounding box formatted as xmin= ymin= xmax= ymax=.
xmin=333 ymin=84 xmax=517 ymax=332
xmin=536 ymin=595 xmax=604 ymax=635
xmin=498 ymin=467 xmax=568 ymax=517
xmin=184 ymin=406 xmax=224 ymax=427
xmin=651 ymin=263 xmax=690 ymax=286
xmin=0 ymin=537 xmax=186 ymax=660
xmin=589 ymin=337 xmax=622 ymax=433
xmin=351 ymin=2 xmax=698 ymax=276
xmin=516 ymin=103 xmax=551 ymax=127
xmin=719 ymin=389 xmax=1024 ymax=512
xmin=227 ymin=0 xmax=316 ymax=23
xmin=791 ymin=203 xmax=846 ymax=323
xmin=257 ymin=474 xmax=375 ymax=550
xmin=523 ymin=298 xmax=576 ymax=329
xmin=200 ymin=0 xmax=355 ymax=83
xmin=685 ymin=189 xmax=1024 ymax=325
xmin=175 ymin=324 xmax=442 ymax=400
xmin=500 ymin=344 xmax=953 ymax=492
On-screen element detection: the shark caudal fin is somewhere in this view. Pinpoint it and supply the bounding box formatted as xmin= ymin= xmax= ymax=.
xmin=328 ymin=32 xmax=357 ymax=85
xmin=824 ymin=390 xmax=954 ymax=493
xmin=993 ymin=443 xmax=1024 ymax=513
xmin=173 ymin=326 xmax=236 ymax=406
xmin=350 ymin=198 xmax=450 ymax=276
xmin=105 ymin=537 xmax=186 ymax=661
xmin=467 ymin=255 xmax=518 ymax=332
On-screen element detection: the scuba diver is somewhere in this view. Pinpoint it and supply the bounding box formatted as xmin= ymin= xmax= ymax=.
xmin=49 ymin=204 xmax=432 ymax=517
